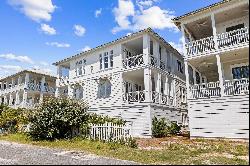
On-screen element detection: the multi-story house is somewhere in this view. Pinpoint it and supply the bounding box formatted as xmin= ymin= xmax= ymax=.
xmin=0 ymin=70 xmax=56 ymax=109
xmin=53 ymin=28 xmax=188 ymax=138
xmin=173 ymin=0 xmax=249 ymax=139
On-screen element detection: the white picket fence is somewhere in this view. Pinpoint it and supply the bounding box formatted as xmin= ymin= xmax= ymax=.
xmin=89 ymin=122 xmax=132 ymax=141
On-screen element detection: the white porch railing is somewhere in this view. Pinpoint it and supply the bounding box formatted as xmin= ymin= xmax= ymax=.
xmin=218 ymin=27 xmax=249 ymax=49
xmin=123 ymin=91 xmax=175 ymax=106
xmin=123 ymin=54 xmax=144 ymax=68
xmin=190 ymin=78 xmax=249 ymax=98
xmin=185 ymin=27 xmax=249 ymax=58
xmin=224 ymin=78 xmax=249 ymax=95
xmin=190 ymin=81 xmax=221 ymax=98
xmin=89 ymin=122 xmax=132 ymax=141
xmin=27 ymin=82 xmax=41 ymax=91
xmin=124 ymin=91 xmax=146 ymax=102
xmin=122 ymin=54 xmax=169 ymax=72
xmin=186 ymin=36 xmax=215 ymax=57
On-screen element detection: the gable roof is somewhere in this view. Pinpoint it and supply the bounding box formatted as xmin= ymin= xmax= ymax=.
xmin=53 ymin=27 xmax=183 ymax=66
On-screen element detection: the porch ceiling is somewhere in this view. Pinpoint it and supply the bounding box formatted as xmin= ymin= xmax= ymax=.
xmin=190 ymin=55 xmax=218 ymax=82
xmin=123 ymin=37 xmax=143 ymax=54
xmin=185 ymin=3 xmax=249 ymax=40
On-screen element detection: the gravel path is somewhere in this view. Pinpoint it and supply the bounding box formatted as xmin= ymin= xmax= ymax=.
xmin=0 ymin=141 xmax=139 ymax=165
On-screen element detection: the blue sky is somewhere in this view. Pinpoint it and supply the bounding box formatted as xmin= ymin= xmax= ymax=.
xmin=0 ymin=0 xmax=220 ymax=78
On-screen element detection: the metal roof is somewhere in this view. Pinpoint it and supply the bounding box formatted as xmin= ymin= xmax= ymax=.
xmin=53 ymin=27 xmax=183 ymax=66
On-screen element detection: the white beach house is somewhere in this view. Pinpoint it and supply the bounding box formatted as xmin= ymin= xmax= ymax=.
xmin=53 ymin=28 xmax=188 ymax=138
xmin=173 ymin=0 xmax=249 ymax=139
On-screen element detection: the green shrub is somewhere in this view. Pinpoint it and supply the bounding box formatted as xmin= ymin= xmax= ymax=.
xmin=152 ymin=117 xmax=181 ymax=138
xmin=167 ymin=122 xmax=181 ymax=135
xmin=29 ymin=97 xmax=89 ymax=140
xmin=152 ymin=117 xmax=168 ymax=138
xmin=0 ymin=105 xmax=29 ymax=133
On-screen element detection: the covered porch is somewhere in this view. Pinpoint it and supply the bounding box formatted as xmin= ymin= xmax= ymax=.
xmin=188 ymin=48 xmax=249 ymax=99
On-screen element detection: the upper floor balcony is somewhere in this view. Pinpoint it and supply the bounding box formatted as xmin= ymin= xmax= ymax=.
xmin=174 ymin=0 xmax=249 ymax=60
xmin=122 ymin=54 xmax=170 ymax=72
xmin=185 ymin=27 xmax=249 ymax=59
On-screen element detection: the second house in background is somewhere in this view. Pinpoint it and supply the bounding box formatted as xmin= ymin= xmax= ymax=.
xmin=53 ymin=28 xmax=188 ymax=138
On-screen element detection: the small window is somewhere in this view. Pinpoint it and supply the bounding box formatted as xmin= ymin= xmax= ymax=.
xmin=98 ymin=80 xmax=112 ymax=98
xmin=91 ymin=66 xmax=93 ymax=73
xmin=196 ymin=71 xmax=201 ymax=84
xmin=232 ymin=65 xmax=249 ymax=79
xmin=104 ymin=53 xmax=109 ymax=69
xmin=99 ymin=54 xmax=103 ymax=70
xmin=177 ymin=60 xmax=184 ymax=74
xmin=150 ymin=41 xmax=153 ymax=55
xmin=110 ymin=54 xmax=113 ymax=67
xmin=226 ymin=23 xmax=244 ymax=32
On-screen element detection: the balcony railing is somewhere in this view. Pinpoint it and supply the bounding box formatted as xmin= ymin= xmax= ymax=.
xmin=122 ymin=54 xmax=144 ymax=69
xmin=123 ymin=91 xmax=175 ymax=106
xmin=185 ymin=27 xmax=249 ymax=58
xmin=224 ymin=78 xmax=249 ymax=96
xmin=123 ymin=54 xmax=171 ymax=72
xmin=190 ymin=81 xmax=221 ymax=98
xmin=26 ymin=82 xmax=55 ymax=93
xmin=190 ymin=78 xmax=249 ymax=98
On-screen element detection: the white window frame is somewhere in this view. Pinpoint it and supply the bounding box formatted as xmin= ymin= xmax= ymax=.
xmin=98 ymin=80 xmax=112 ymax=98
xmin=230 ymin=63 xmax=249 ymax=80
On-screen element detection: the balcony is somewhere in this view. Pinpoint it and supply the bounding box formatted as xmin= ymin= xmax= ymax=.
xmin=122 ymin=54 xmax=170 ymax=72
xmin=26 ymin=82 xmax=55 ymax=94
xmin=185 ymin=27 xmax=249 ymax=59
xmin=190 ymin=78 xmax=249 ymax=99
xmin=123 ymin=90 xmax=175 ymax=107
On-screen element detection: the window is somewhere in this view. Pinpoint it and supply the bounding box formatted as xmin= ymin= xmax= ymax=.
xmin=226 ymin=23 xmax=244 ymax=32
xmin=110 ymin=50 xmax=113 ymax=67
xmin=99 ymin=54 xmax=103 ymax=69
xmin=98 ymin=80 xmax=112 ymax=98
xmin=177 ymin=60 xmax=184 ymax=74
xmin=188 ymin=66 xmax=194 ymax=85
xmin=195 ymin=71 xmax=201 ymax=84
xmin=75 ymin=59 xmax=86 ymax=76
xmin=100 ymin=50 xmax=114 ymax=70
xmin=232 ymin=65 xmax=249 ymax=79
xmin=150 ymin=41 xmax=153 ymax=55
xmin=159 ymin=46 xmax=162 ymax=60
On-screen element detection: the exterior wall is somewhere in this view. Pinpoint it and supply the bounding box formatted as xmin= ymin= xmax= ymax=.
xmin=216 ymin=16 xmax=249 ymax=34
xmin=188 ymin=95 xmax=249 ymax=139
xmin=223 ymin=59 xmax=249 ymax=81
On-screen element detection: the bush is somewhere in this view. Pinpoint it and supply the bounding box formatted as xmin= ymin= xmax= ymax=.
xmin=152 ymin=117 xmax=168 ymax=138
xmin=152 ymin=117 xmax=181 ymax=138
xmin=29 ymin=97 xmax=89 ymax=140
xmin=0 ymin=105 xmax=29 ymax=133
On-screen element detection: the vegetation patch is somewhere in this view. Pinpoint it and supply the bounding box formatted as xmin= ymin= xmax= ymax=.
xmin=0 ymin=133 xmax=248 ymax=165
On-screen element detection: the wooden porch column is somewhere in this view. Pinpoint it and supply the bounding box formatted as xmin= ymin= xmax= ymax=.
xmin=40 ymin=76 xmax=45 ymax=103
xmin=15 ymin=92 xmax=20 ymax=106
xmin=211 ymin=13 xmax=219 ymax=49
xmin=164 ymin=76 xmax=169 ymax=96
xmin=216 ymin=54 xmax=225 ymax=96
xmin=68 ymin=85 xmax=74 ymax=99
xmin=143 ymin=34 xmax=150 ymax=65
xmin=144 ymin=68 xmax=152 ymax=103
xmin=181 ymin=23 xmax=191 ymax=99
xmin=22 ymin=90 xmax=28 ymax=108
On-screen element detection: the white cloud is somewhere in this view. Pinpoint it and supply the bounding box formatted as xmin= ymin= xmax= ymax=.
xmin=112 ymin=0 xmax=135 ymax=34
xmin=0 ymin=65 xmax=23 ymax=78
xmin=73 ymin=25 xmax=86 ymax=37
xmin=46 ymin=42 xmax=70 ymax=48
xmin=169 ymin=39 xmax=184 ymax=54
xmin=112 ymin=0 xmax=178 ymax=33
xmin=40 ymin=24 xmax=56 ymax=35
xmin=8 ymin=0 xmax=56 ymax=22
xmin=39 ymin=61 xmax=49 ymax=66
xmin=95 ymin=8 xmax=102 ymax=18
xmin=0 ymin=53 xmax=34 ymax=64
xmin=80 ymin=46 xmax=91 ymax=52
